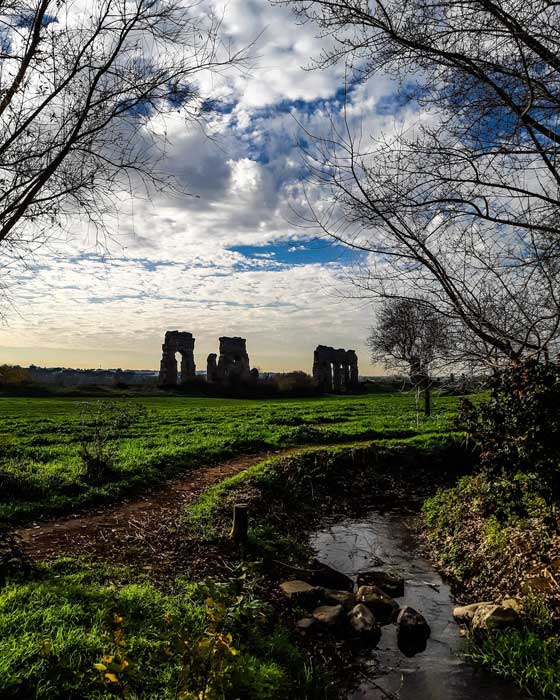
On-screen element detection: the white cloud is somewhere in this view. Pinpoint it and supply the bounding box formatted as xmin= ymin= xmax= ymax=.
xmin=0 ymin=0 xmax=411 ymax=372
xmin=0 ymin=251 xmax=373 ymax=371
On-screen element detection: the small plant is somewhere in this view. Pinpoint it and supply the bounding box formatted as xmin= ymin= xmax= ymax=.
xmin=177 ymin=595 xmax=240 ymax=700
xmin=78 ymin=401 xmax=147 ymax=482
xmin=93 ymin=612 xmax=130 ymax=690
xmin=468 ymin=629 xmax=560 ymax=700
xmin=0 ymin=527 xmax=33 ymax=587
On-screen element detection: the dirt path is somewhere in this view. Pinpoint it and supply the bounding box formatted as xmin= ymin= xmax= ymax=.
xmin=17 ymin=450 xmax=286 ymax=565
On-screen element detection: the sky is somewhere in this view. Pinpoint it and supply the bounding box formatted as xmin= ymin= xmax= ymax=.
xmin=0 ymin=0 xmax=403 ymax=374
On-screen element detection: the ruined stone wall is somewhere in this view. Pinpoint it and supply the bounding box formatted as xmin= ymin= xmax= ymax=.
xmin=157 ymin=331 xmax=357 ymax=392
xmin=216 ymin=336 xmax=251 ymax=383
xmin=159 ymin=331 xmax=259 ymax=388
xmin=206 ymin=353 xmax=218 ymax=383
xmin=158 ymin=331 xmax=196 ymax=386
xmin=312 ymin=345 xmax=359 ymax=393
xmin=206 ymin=336 xmax=259 ymax=386
xmin=347 ymin=350 xmax=359 ymax=387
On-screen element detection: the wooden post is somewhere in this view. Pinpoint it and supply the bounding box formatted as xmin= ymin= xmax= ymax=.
xmin=230 ymin=503 xmax=249 ymax=543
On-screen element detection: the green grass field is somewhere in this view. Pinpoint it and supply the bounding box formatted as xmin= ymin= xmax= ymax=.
xmin=0 ymin=391 xmax=463 ymax=523
xmin=0 ymin=389 xmax=496 ymax=700
xmin=2 ymin=388 xmax=556 ymax=700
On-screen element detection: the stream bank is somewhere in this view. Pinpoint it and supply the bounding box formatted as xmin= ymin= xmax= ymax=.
xmin=182 ymin=440 xmax=526 ymax=698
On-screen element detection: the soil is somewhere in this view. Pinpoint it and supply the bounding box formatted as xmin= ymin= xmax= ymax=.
xmin=16 ymin=450 xmax=289 ymax=580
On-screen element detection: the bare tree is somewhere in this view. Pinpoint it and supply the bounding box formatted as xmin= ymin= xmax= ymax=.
xmin=276 ymin=0 xmax=560 ymax=365
xmin=0 ymin=0 xmax=247 ymax=257
xmin=368 ymin=297 xmax=450 ymax=415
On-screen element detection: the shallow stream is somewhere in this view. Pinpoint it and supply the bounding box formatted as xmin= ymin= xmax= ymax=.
xmin=310 ymin=510 xmax=524 ymax=700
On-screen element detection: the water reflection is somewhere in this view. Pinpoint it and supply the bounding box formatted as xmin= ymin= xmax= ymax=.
xmin=310 ymin=512 xmax=525 ymax=700
xmin=397 ymin=631 xmax=428 ymax=657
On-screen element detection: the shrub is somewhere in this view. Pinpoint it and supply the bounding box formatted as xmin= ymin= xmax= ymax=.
xmin=273 ymin=372 xmax=318 ymax=396
xmin=422 ymin=471 xmax=553 ymax=596
xmin=78 ymin=401 xmax=147 ymax=482
xmin=458 ymin=360 xmax=560 ymax=500
xmin=0 ymin=365 xmax=31 ymax=386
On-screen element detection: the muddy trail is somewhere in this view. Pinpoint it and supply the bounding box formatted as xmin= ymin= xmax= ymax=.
xmin=16 ymin=450 xmax=287 ymax=568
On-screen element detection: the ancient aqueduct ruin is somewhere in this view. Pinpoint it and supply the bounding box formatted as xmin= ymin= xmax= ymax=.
xmin=312 ymin=345 xmax=359 ymax=392
xmin=159 ymin=331 xmax=259 ymax=387
xmin=158 ymin=331 xmax=359 ymax=392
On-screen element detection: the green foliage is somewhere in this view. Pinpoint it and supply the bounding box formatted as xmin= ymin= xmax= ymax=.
xmin=0 ymin=391 xmax=462 ymax=523
xmin=0 ymin=366 xmax=31 ymax=386
xmin=424 ymin=369 xmax=560 ymax=695
xmin=423 ymin=470 xmax=553 ymax=592
xmin=426 ymin=362 xmax=560 ymax=603
xmin=0 ymin=562 xmax=319 ymax=700
xmin=273 ymin=371 xmax=318 ymax=396
xmin=469 ymin=629 xmax=560 ymax=700
xmin=459 ymin=361 xmax=560 ymax=498
xmin=423 ymin=470 xmax=549 ymax=534
xmin=523 ymin=591 xmax=556 ymax=636
xmin=0 ymin=529 xmax=32 ymax=587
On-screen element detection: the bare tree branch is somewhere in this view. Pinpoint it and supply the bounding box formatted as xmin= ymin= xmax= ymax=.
xmin=0 ymin=0 xmax=250 ymax=255
xmin=278 ymin=0 xmax=560 ymax=365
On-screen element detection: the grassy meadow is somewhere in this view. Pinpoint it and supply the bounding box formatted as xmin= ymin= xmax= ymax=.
xmin=0 ymin=391 xmax=463 ymax=523
xmin=0 ymin=558 xmax=320 ymax=700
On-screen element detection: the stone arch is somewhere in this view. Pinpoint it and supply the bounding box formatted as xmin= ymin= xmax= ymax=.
xmin=158 ymin=331 xmax=196 ymax=386
xmin=312 ymin=345 xmax=359 ymax=393
xmin=217 ymin=337 xmax=251 ymax=382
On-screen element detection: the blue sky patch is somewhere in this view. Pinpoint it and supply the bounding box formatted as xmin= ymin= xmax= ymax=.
xmin=15 ymin=11 xmax=58 ymax=28
xmin=230 ymin=239 xmax=360 ymax=266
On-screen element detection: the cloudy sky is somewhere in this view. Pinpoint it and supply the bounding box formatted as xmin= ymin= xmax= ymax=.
xmin=0 ymin=0 xmax=401 ymax=374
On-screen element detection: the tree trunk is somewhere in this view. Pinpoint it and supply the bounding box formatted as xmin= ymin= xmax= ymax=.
xmin=423 ymin=385 xmax=431 ymax=417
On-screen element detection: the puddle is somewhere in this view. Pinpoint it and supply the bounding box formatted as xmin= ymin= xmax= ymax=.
xmin=310 ymin=510 xmax=525 ymax=700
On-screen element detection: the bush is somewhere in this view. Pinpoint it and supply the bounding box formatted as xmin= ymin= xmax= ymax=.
xmin=78 ymin=401 xmax=147 ymax=482
xmin=458 ymin=360 xmax=560 ymax=500
xmin=0 ymin=365 xmax=31 ymax=386
xmin=273 ymin=372 xmax=318 ymax=396
xmin=423 ymin=469 xmax=554 ymax=592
